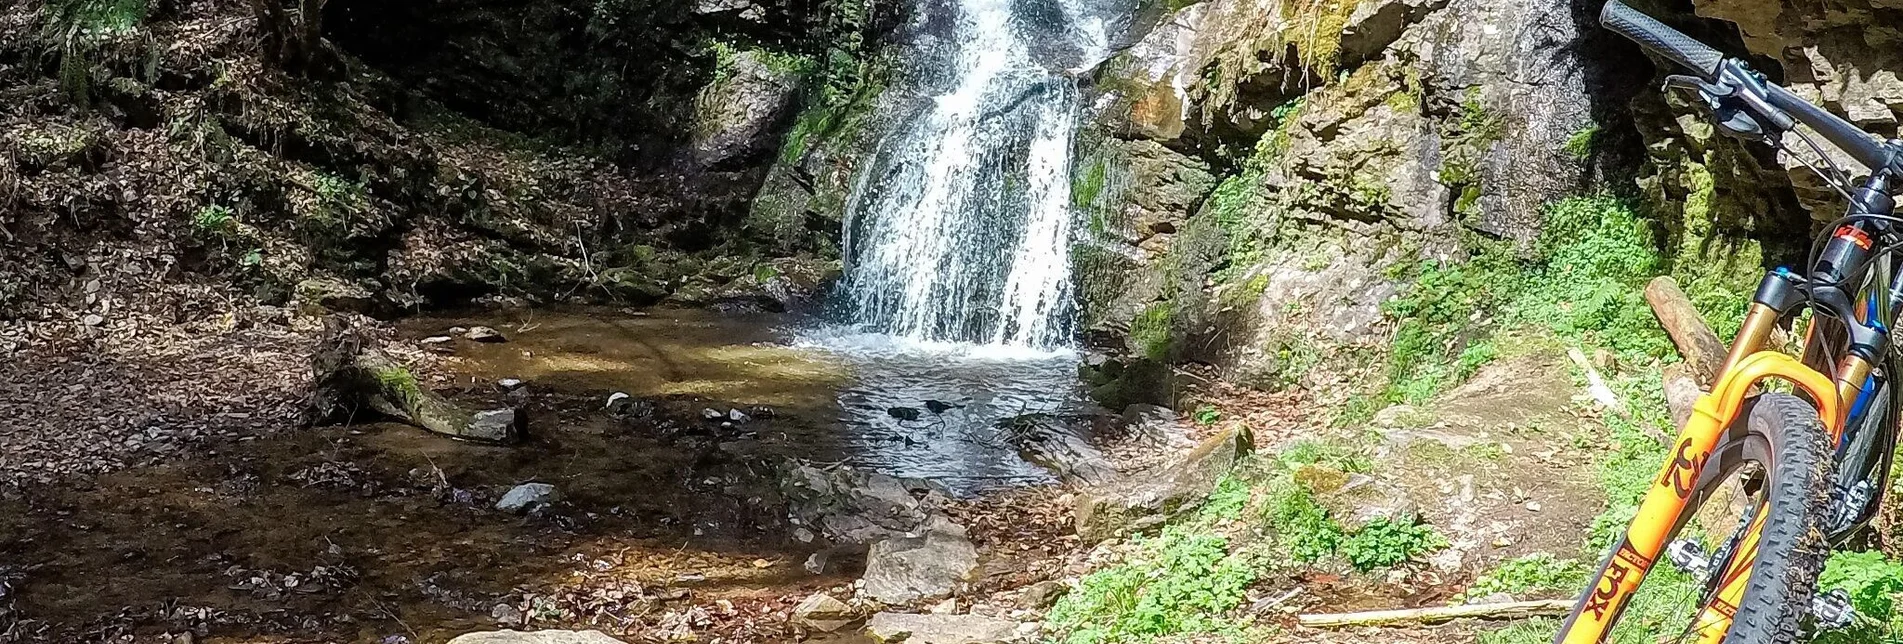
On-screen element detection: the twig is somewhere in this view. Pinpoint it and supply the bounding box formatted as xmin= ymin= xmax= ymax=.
xmin=1298 ymin=598 xmax=1576 ymax=628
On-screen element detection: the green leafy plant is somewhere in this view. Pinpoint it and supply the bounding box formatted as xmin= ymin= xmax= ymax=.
xmin=1339 ymin=517 xmax=1445 ymax=571
xmin=1192 ymin=405 xmax=1223 ymax=426
xmin=1045 ymin=526 xmax=1265 ymax=644
xmin=190 ymin=205 xmax=237 ymax=239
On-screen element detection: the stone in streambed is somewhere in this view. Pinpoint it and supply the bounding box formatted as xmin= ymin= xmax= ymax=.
xmin=468 ymin=409 xmax=525 ymax=443
xmin=496 ymin=483 xmax=559 ymax=513
xmin=861 ymin=520 xmax=978 ymax=604
xmin=447 ymin=631 xmax=623 ymax=644
xmin=792 ymin=593 xmax=855 ymax=632
xmin=865 ymin=613 xmax=1015 ymax=644
xmin=465 ymin=326 xmax=507 ymax=343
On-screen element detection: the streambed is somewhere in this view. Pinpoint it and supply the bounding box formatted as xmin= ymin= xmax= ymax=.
xmin=404 ymin=308 xmax=1091 ymax=494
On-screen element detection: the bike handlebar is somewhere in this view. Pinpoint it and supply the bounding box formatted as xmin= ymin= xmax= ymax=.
xmin=1601 ymin=0 xmax=1895 ymax=173
xmin=1600 ymin=0 xmax=1722 ymax=80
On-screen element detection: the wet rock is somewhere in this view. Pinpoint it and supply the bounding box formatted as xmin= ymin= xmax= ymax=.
xmin=804 ymin=549 xmax=833 ymax=574
xmin=447 ymin=631 xmax=623 ymax=644
xmin=923 ymin=400 xmax=959 ymax=414
xmin=792 ymin=593 xmax=855 ymax=632
xmin=1074 ymin=426 xmax=1252 ymax=541
xmin=495 ymin=483 xmax=559 ymax=513
xmin=998 ymin=413 xmax=1117 ymax=486
xmin=728 ymin=408 xmax=751 ymax=423
xmin=864 ymin=612 xmax=1015 ymax=644
xmin=468 ymin=409 xmax=525 ymax=443
xmin=862 ymin=520 xmax=978 ymax=604
xmin=1117 ymin=404 xmax=1189 ymax=447
xmin=465 ymin=326 xmax=507 ymax=343
xmin=781 ymin=463 xmax=934 ymax=544
xmin=887 ymin=406 xmax=922 ymax=422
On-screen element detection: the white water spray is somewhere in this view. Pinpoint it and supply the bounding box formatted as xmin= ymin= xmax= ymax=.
xmin=840 ymin=0 xmax=1108 ymax=350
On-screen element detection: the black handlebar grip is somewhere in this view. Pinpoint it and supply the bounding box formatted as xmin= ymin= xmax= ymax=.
xmin=1600 ymin=0 xmax=1724 ymax=79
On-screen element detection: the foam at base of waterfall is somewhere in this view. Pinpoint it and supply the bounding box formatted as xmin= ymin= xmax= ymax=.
xmin=794 ymin=325 xmax=1076 ymax=362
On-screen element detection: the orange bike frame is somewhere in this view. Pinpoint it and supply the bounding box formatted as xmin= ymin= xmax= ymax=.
xmin=1554 ymin=349 xmax=1844 ymax=643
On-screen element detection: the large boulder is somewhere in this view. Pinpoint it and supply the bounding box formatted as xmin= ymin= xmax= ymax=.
xmin=691 ymin=49 xmax=804 ymax=169
xmin=864 ymin=612 xmax=1016 ymax=644
xmin=1074 ymin=426 xmax=1252 ymax=541
xmin=447 ymin=630 xmax=624 ymax=644
xmin=861 ymin=519 xmax=979 ymax=605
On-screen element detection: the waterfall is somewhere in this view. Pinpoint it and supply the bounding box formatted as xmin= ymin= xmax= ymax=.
xmin=839 ymin=0 xmax=1107 ymax=350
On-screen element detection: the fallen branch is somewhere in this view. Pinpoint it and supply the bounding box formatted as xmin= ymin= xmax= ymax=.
xmin=1645 ymin=276 xmax=1727 ymax=386
xmin=1297 ymin=598 xmax=1575 ymax=628
xmin=1567 ymin=348 xmax=1627 ymax=417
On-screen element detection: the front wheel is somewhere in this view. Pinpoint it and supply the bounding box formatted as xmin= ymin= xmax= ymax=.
xmin=1562 ymin=392 xmax=1835 ymax=643
xmin=1706 ymin=393 xmax=1834 ymax=643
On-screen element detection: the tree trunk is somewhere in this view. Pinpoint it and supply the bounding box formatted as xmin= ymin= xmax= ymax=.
xmin=247 ymin=0 xmax=333 ymax=77
xmin=1644 ymin=276 xmax=1728 ymax=386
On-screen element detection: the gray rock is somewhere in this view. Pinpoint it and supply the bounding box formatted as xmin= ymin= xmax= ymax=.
xmin=781 ymin=463 xmax=933 ymax=544
xmin=861 ymin=520 xmax=978 ymax=604
xmin=468 ymin=409 xmax=523 ymax=443
xmin=465 ymin=326 xmax=507 ymax=343
xmin=421 ymin=336 xmax=455 ymax=346
xmin=495 ymin=483 xmax=559 ymax=513
xmin=804 ymin=549 xmax=833 ymax=575
xmin=295 ymin=277 xmax=376 ymax=315
xmin=1018 ymin=580 xmax=1067 ymax=608
xmin=792 ymin=593 xmax=855 ymax=632
xmin=728 ymin=408 xmax=751 ymax=423
xmin=1118 ymin=404 xmax=1188 ymax=447
xmin=864 ymin=613 xmax=1015 ymax=644
xmin=497 ymin=378 xmax=525 ymax=391
xmin=447 ymin=631 xmax=624 ymax=644
xmin=702 ymin=408 xmax=725 ymax=420
xmin=1074 ymin=426 xmax=1252 ymax=541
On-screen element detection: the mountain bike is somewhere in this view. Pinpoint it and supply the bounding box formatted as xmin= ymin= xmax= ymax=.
xmin=1555 ymin=2 xmax=1903 ymax=642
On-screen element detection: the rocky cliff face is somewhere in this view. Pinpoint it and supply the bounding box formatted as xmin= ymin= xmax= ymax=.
xmin=1075 ymin=0 xmax=1873 ymax=404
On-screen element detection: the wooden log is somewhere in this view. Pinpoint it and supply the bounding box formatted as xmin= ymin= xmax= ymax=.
xmin=305 ymin=316 xmax=520 ymax=443
xmin=1297 ymin=598 xmax=1576 ymax=628
xmin=1645 ymin=276 xmax=1728 ymax=386
xmin=1663 ymin=363 xmax=1702 ymax=430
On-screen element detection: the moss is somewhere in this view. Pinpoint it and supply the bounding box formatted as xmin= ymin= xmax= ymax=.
xmin=1277 ymin=0 xmax=1359 ymax=77
xmin=1564 ymin=125 xmax=1599 ymax=160
xmin=373 ymin=365 xmax=423 ymax=409
xmin=1130 ymin=301 xmax=1177 ymax=360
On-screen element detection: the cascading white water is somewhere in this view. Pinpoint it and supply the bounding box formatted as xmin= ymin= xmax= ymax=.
xmin=840 ymin=0 xmax=1108 ymax=349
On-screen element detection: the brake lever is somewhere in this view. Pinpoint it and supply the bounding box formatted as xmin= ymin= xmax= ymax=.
xmin=1662 ymin=74 xmax=1772 ymax=142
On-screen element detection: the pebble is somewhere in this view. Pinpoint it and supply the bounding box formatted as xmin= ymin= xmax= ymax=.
xmin=701 ymin=408 xmax=724 ymax=420
xmin=497 ymin=378 xmax=525 ymax=391
xmin=420 ymin=336 xmax=453 ymax=345
xmin=728 ymin=408 xmax=751 ymax=423
xmin=495 ymin=482 xmax=559 ymax=513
